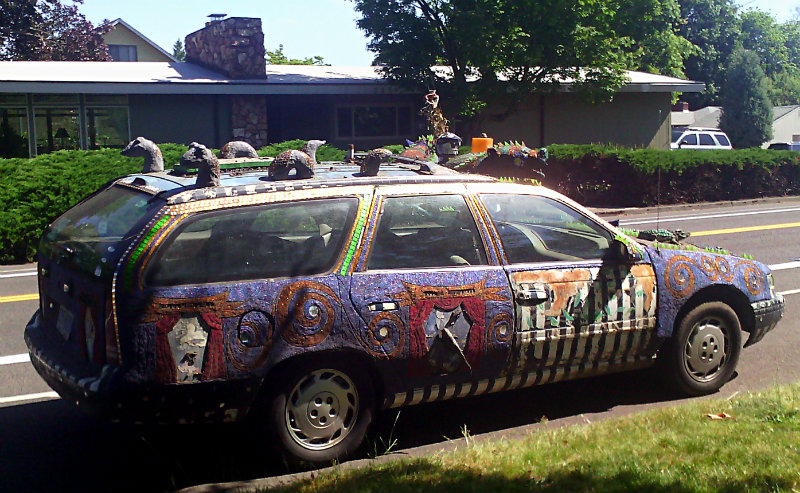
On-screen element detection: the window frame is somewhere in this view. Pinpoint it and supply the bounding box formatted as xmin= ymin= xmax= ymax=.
xmin=144 ymin=197 xmax=360 ymax=287
xmin=479 ymin=192 xmax=617 ymax=265
xmin=364 ymin=192 xmax=490 ymax=271
xmin=335 ymin=103 xmax=414 ymax=141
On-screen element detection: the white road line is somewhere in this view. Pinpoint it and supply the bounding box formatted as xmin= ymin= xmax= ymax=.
xmin=769 ymin=261 xmax=800 ymax=271
xmin=0 ymin=353 xmax=30 ymax=365
xmin=0 ymin=391 xmax=59 ymax=405
xmin=779 ymin=289 xmax=800 ymax=296
xmin=0 ymin=271 xmax=37 ymax=279
xmin=619 ymin=206 xmax=800 ymax=226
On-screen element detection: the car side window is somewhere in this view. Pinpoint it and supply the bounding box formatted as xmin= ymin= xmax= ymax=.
xmin=146 ymin=198 xmax=358 ymax=285
xmin=681 ymin=134 xmax=698 ymax=145
xmin=715 ymin=134 xmax=731 ymax=146
xmin=481 ymin=193 xmax=613 ymax=263
xmin=699 ymin=133 xmax=715 ymax=146
xmin=367 ymin=194 xmax=488 ymax=270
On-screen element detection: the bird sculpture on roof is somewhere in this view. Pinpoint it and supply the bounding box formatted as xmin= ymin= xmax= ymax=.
xmin=121 ymin=137 xmax=164 ymax=173
xmin=181 ymin=142 xmax=220 ymax=188
xmin=269 ymin=139 xmax=326 ymax=180
xmin=360 ymin=148 xmax=394 ymax=176
xmin=219 ymin=141 xmax=259 ymax=159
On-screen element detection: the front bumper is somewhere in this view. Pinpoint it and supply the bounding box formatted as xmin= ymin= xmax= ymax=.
xmin=24 ymin=310 xmax=260 ymax=424
xmin=745 ymin=295 xmax=785 ymax=347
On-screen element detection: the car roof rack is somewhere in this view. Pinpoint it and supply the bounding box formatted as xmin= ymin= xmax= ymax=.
xmin=171 ymin=157 xmax=275 ymax=176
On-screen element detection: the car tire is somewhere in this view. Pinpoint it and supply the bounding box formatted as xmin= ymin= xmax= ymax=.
xmin=268 ymin=358 xmax=374 ymax=466
xmin=658 ymin=302 xmax=742 ymax=396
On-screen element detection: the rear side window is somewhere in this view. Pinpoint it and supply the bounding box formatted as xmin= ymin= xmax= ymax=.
xmin=146 ymin=198 xmax=358 ymax=286
xmin=715 ymin=134 xmax=731 ymax=146
xmin=481 ymin=194 xmax=613 ymax=263
xmin=699 ymin=133 xmax=715 ymax=146
xmin=367 ymin=194 xmax=487 ymax=270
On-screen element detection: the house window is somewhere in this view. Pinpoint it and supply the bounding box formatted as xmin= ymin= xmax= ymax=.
xmin=108 ymin=44 xmax=138 ymax=62
xmin=0 ymin=107 xmax=29 ymax=158
xmin=336 ymin=105 xmax=413 ymax=139
xmin=34 ymin=107 xmax=80 ymax=154
xmin=86 ymin=106 xmax=130 ymax=149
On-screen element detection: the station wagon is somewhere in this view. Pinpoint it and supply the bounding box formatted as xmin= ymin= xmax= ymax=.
xmin=25 ymin=145 xmax=784 ymax=465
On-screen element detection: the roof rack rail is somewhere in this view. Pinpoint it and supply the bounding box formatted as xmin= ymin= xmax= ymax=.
xmin=171 ymin=156 xmax=274 ymax=176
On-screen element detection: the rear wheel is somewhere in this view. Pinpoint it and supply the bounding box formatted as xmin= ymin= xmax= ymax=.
xmin=268 ymin=359 xmax=374 ymax=466
xmin=659 ymin=302 xmax=742 ymax=396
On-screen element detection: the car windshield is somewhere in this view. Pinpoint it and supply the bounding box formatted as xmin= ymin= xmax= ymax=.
xmin=42 ymin=185 xmax=158 ymax=277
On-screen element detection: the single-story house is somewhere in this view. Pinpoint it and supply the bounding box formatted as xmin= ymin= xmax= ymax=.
xmin=671 ymin=103 xmax=800 ymax=147
xmin=0 ymin=17 xmax=703 ymax=158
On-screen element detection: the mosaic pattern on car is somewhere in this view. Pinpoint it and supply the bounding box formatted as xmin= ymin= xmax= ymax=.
xmin=505 ymin=265 xmax=658 ymax=376
xmin=647 ymin=247 xmax=771 ymax=337
xmin=130 ymin=277 xmax=351 ymax=384
xmin=350 ymin=269 xmax=513 ymax=379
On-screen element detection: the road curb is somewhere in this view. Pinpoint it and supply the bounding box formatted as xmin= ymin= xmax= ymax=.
xmin=591 ymin=195 xmax=800 ymax=217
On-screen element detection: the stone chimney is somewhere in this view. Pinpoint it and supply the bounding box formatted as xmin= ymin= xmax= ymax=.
xmin=185 ymin=17 xmax=266 ymax=80
xmin=185 ymin=17 xmax=268 ymax=148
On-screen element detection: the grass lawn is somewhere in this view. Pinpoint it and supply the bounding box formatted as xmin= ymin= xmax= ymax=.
xmin=263 ymin=383 xmax=800 ymax=493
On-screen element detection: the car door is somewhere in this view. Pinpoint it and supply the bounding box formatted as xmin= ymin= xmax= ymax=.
xmin=477 ymin=189 xmax=658 ymax=384
xmin=135 ymin=197 xmax=360 ymax=385
xmin=348 ymin=187 xmax=515 ymax=407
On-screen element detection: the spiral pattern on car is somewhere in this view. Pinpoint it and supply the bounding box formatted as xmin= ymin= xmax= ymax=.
xmin=275 ymin=281 xmax=337 ymax=347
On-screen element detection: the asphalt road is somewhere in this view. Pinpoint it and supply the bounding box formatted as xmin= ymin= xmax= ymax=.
xmin=1 ymin=197 xmax=799 ymax=493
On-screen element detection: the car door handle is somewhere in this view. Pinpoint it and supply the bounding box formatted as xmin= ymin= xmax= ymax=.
xmin=368 ymin=301 xmax=398 ymax=312
xmin=516 ymin=283 xmax=550 ymax=305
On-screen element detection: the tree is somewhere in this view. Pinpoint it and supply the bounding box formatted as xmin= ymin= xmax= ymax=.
xmin=719 ymin=49 xmax=773 ymax=148
xmin=172 ymin=39 xmax=186 ymax=62
xmin=614 ymin=0 xmax=695 ymax=79
xmin=740 ymin=10 xmax=790 ymax=77
xmin=676 ymin=0 xmax=742 ymax=107
xmin=352 ymin=0 xmax=687 ymax=124
xmin=265 ymin=44 xmax=326 ymax=65
xmin=0 ymin=0 xmax=109 ymax=61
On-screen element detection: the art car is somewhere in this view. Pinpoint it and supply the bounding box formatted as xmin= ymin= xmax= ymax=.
xmin=25 ymin=138 xmax=784 ymax=465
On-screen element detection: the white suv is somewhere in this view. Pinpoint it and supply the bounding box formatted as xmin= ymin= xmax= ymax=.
xmin=671 ymin=127 xmax=732 ymax=150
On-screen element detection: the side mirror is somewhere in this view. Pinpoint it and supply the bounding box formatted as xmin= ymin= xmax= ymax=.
xmin=603 ymin=238 xmax=640 ymax=264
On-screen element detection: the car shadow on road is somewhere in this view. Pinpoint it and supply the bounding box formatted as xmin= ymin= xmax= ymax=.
xmin=0 ymin=369 xmax=680 ymax=493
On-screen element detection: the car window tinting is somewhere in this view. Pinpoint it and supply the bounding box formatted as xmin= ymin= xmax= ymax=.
xmin=699 ymin=133 xmax=715 ymax=146
xmin=481 ymin=194 xmax=613 ymax=263
xmin=146 ymin=198 xmax=358 ymax=286
xmin=715 ymin=134 xmax=731 ymax=146
xmin=367 ymin=194 xmax=487 ymax=270
xmin=681 ymin=134 xmax=698 ymax=145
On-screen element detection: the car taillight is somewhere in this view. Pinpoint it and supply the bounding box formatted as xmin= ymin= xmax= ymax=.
xmin=104 ymin=294 xmax=121 ymax=366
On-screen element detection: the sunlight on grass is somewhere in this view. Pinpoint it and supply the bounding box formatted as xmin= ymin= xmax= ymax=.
xmin=262 ymin=383 xmax=800 ymax=493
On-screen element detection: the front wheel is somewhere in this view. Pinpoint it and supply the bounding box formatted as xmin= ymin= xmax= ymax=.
xmin=658 ymin=301 xmax=742 ymax=396
xmin=268 ymin=359 xmax=374 ymax=466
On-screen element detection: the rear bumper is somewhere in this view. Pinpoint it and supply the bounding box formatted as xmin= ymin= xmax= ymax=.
xmin=745 ymin=295 xmax=785 ymax=347
xmin=25 ymin=310 xmax=260 ymax=424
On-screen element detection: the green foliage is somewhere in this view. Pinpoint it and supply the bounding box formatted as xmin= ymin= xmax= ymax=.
xmin=352 ymin=0 xmax=687 ymax=123
xmin=171 ymin=39 xmax=186 ymax=62
xmin=542 ymin=144 xmax=800 ymax=206
xmin=720 ymin=50 xmax=773 ymax=148
xmin=256 ymin=140 xmax=346 ymax=161
xmin=677 ymin=0 xmax=742 ymax=107
xmin=265 ymin=44 xmax=327 ymax=66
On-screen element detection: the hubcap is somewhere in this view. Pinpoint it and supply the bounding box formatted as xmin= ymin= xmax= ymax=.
xmin=684 ymin=317 xmax=728 ymax=382
xmin=285 ymin=369 xmax=358 ymax=451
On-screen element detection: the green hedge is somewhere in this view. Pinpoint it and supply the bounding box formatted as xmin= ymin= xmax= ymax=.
xmin=2 ymin=142 xmax=800 ymax=263
xmin=542 ymin=145 xmax=800 ymax=207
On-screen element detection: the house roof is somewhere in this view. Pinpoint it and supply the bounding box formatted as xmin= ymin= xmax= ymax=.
xmin=0 ymin=61 xmax=704 ymax=96
xmin=672 ymin=105 xmax=800 ymax=128
xmin=106 ymin=18 xmax=178 ymax=62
